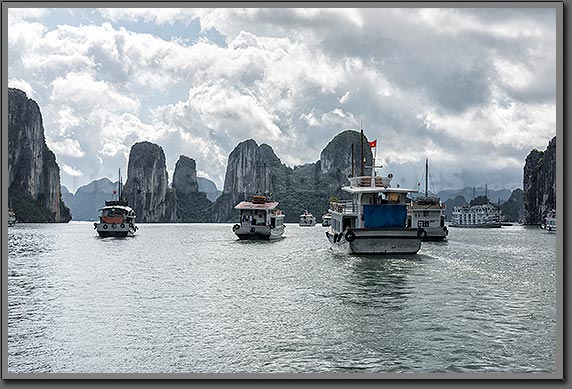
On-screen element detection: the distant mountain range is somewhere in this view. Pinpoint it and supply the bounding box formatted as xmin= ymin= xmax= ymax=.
xmin=61 ymin=178 xmax=118 ymax=221
xmin=62 ymin=175 xmax=222 ymax=221
xmin=436 ymin=187 xmax=512 ymax=204
xmin=197 ymin=177 xmax=222 ymax=202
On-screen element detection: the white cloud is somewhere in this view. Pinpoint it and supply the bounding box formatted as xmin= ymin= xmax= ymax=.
xmin=46 ymin=138 xmax=86 ymax=158
xmin=8 ymin=78 xmax=35 ymax=98
xmin=7 ymin=7 xmax=556 ymax=192
xmin=8 ymin=8 xmax=47 ymax=22
xmin=51 ymin=72 xmax=139 ymax=113
xmin=61 ymin=164 xmax=84 ymax=177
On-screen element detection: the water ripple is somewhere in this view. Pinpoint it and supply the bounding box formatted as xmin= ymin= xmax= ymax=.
xmin=7 ymin=223 xmax=556 ymax=374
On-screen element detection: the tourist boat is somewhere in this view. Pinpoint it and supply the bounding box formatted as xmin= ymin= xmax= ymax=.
xmin=299 ymin=211 xmax=316 ymax=227
xmin=8 ymin=208 xmax=16 ymax=227
xmin=94 ymin=170 xmax=138 ymax=237
xmin=326 ymin=131 xmax=423 ymax=254
xmin=321 ymin=213 xmax=332 ymax=227
xmin=407 ymin=159 xmax=448 ymax=241
xmin=232 ymin=194 xmax=285 ymax=240
xmin=449 ymin=203 xmax=502 ymax=228
xmin=542 ymin=209 xmax=556 ymax=233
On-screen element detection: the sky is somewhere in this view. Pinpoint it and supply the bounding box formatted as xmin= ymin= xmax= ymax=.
xmin=7 ymin=7 xmax=557 ymax=194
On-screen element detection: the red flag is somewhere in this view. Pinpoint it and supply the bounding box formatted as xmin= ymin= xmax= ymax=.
xmin=369 ymin=139 xmax=377 ymax=148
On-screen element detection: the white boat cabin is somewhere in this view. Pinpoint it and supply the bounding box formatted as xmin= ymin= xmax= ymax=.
xmin=329 ymin=176 xmax=415 ymax=233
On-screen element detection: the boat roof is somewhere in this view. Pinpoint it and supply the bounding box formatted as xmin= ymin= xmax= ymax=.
xmin=342 ymin=186 xmax=418 ymax=194
xmin=98 ymin=205 xmax=134 ymax=212
xmin=235 ymin=201 xmax=279 ymax=210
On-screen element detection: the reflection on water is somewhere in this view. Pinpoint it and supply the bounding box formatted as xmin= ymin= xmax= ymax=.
xmin=7 ymin=223 xmax=557 ymax=374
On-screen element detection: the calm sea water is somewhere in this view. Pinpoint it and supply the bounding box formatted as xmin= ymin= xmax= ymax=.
xmin=7 ymin=222 xmax=557 ymax=374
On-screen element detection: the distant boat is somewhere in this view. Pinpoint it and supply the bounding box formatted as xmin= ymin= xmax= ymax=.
xmin=8 ymin=208 xmax=16 ymax=227
xmin=232 ymin=194 xmax=285 ymax=240
xmin=325 ymin=130 xmax=423 ymax=254
xmin=407 ymin=159 xmax=448 ymax=241
xmin=542 ymin=209 xmax=556 ymax=233
xmin=321 ymin=213 xmax=332 ymax=227
xmin=449 ymin=203 xmax=502 ymax=228
xmin=94 ymin=170 xmax=138 ymax=237
xmin=299 ymin=211 xmax=316 ymax=227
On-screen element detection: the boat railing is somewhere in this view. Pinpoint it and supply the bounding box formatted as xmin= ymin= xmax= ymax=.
xmin=330 ymin=201 xmax=358 ymax=214
xmin=348 ymin=176 xmax=391 ymax=188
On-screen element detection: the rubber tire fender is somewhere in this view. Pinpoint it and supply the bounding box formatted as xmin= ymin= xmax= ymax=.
xmin=345 ymin=230 xmax=356 ymax=242
xmin=417 ymin=228 xmax=427 ymax=238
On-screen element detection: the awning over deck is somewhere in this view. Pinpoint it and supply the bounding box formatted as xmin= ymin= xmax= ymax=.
xmin=235 ymin=201 xmax=279 ymax=210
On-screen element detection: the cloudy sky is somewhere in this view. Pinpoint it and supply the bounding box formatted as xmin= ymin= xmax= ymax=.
xmin=8 ymin=7 xmax=557 ymax=193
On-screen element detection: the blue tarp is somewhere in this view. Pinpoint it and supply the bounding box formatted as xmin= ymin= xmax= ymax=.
xmin=363 ymin=204 xmax=407 ymax=228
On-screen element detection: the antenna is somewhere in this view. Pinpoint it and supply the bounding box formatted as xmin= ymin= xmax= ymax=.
xmin=118 ymin=168 xmax=121 ymax=200
xmin=360 ymin=128 xmax=364 ymax=176
xmin=351 ymin=143 xmax=355 ymax=177
xmin=425 ymin=159 xmax=428 ymax=198
xmin=264 ymin=162 xmax=267 ymax=194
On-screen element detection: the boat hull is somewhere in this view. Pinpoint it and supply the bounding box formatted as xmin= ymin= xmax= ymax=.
xmin=422 ymin=227 xmax=448 ymax=241
xmin=448 ymin=223 xmax=501 ymax=228
xmin=95 ymin=222 xmax=137 ymax=237
xmin=234 ymin=224 xmax=284 ymax=240
xmin=326 ymin=229 xmax=422 ymax=254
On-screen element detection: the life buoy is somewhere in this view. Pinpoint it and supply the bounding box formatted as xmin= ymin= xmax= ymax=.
xmin=232 ymin=224 xmax=240 ymax=232
xmin=345 ymin=230 xmax=356 ymax=242
xmin=417 ymin=228 xmax=427 ymax=238
xmin=120 ymin=223 xmax=125 ymax=228
xmin=112 ymin=223 xmax=117 ymax=229
xmin=103 ymin=224 xmax=108 ymax=229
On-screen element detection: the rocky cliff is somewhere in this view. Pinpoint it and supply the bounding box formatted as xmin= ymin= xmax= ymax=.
xmin=168 ymin=155 xmax=212 ymax=222
xmin=61 ymin=178 xmax=118 ymax=221
xmin=208 ymin=130 xmax=373 ymax=222
xmin=172 ymin=155 xmax=199 ymax=194
xmin=523 ymin=137 xmax=556 ymax=224
xmin=500 ymin=188 xmax=524 ymax=223
xmin=8 ymin=88 xmax=71 ymax=222
xmin=123 ymin=142 xmax=169 ymax=222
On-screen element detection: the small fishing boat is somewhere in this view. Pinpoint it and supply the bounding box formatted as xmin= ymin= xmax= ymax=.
xmin=326 ymin=130 xmax=423 ymax=254
xmin=299 ymin=211 xmax=316 ymax=227
xmin=407 ymin=159 xmax=448 ymax=241
xmin=232 ymin=194 xmax=285 ymax=240
xmin=94 ymin=170 xmax=138 ymax=237
xmin=8 ymin=209 xmax=16 ymax=227
xmin=321 ymin=213 xmax=332 ymax=227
